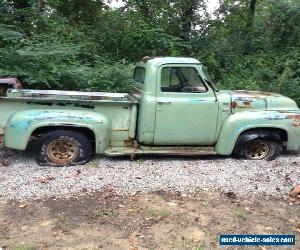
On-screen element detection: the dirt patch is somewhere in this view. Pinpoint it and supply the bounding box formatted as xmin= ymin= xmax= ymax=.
xmin=0 ymin=191 xmax=299 ymax=249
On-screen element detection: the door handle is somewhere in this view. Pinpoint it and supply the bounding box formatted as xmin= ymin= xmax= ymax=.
xmin=157 ymin=101 xmax=172 ymax=104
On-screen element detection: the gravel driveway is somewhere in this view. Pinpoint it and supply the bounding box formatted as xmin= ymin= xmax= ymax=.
xmin=0 ymin=143 xmax=299 ymax=202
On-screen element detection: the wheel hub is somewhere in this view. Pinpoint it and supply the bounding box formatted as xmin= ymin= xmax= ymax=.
xmin=47 ymin=139 xmax=79 ymax=165
xmin=245 ymin=140 xmax=271 ymax=160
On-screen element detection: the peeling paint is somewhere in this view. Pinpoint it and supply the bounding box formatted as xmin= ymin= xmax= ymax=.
xmin=4 ymin=109 xmax=112 ymax=153
xmin=228 ymin=90 xmax=297 ymax=113
xmin=286 ymin=114 xmax=300 ymax=120
xmin=263 ymin=112 xmax=300 ymax=127
xmin=230 ymin=90 xmax=279 ymax=97
xmin=263 ymin=113 xmax=288 ymax=121
xmin=7 ymin=89 xmax=138 ymax=103
xmin=243 ymin=101 xmax=251 ymax=107
xmin=285 ymin=114 xmax=300 ymax=127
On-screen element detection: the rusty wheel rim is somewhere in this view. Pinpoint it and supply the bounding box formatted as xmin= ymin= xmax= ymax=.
xmin=245 ymin=140 xmax=271 ymax=160
xmin=47 ymin=139 xmax=79 ymax=165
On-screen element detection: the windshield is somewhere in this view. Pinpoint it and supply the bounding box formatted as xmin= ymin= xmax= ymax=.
xmin=201 ymin=66 xmax=219 ymax=92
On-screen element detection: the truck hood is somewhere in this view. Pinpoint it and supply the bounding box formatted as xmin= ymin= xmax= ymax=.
xmin=220 ymin=90 xmax=298 ymax=113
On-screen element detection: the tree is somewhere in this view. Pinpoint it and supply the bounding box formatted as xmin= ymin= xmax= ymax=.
xmin=0 ymin=0 xmax=299 ymax=104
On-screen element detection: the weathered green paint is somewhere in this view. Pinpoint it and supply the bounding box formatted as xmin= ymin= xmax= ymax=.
xmin=229 ymin=90 xmax=298 ymax=112
xmin=215 ymin=110 xmax=300 ymax=154
xmin=0 ymin=91 xmax=137 ymax=152
xmin=105 ymin=146 xmax=216 ymax=156
xmin=1 ymin=57 xmax=300 ymax=157
xmin=4 ymin=109 xmax=111 ymax=153
xmin=153 ymin=63 xmax=218 ymax=145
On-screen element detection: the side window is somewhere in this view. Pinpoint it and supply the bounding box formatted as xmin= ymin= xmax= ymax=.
xmin=161 ymin=68 xmax=181 ymax=90
xmin=160 ymin=67 xmax=206 ymax=93
xmin=133 ymin=67 xmax=145 ymax=83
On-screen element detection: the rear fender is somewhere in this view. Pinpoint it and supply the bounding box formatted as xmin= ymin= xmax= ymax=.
xmin=4 ymin=109 xmax=111 ymax=153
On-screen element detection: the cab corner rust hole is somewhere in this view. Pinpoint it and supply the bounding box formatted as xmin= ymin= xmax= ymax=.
xmin=74 ymin=104 xmax=95 ymax=109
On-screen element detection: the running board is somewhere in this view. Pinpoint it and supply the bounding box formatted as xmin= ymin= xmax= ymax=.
xmin=104 ymin=146 xmax=217 ymax=157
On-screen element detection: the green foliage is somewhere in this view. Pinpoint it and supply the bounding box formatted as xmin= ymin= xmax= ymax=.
xmin=13 ymin=244 xmax=34 ymax=250
xmin=0 ymin=35 xmax=134 ymax=92
xmin=0 ymin=0 xmax=299 ymax=104
xmin=197 ymin=0 xmax=300 ymax=105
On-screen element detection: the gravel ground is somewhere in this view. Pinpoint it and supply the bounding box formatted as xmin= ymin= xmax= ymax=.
xmin=0 ymin=144 xmax=299 ymax=202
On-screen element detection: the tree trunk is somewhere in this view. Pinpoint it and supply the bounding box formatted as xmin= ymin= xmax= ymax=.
xmin=12 ymin=0 xmax=31 ymax=24
xmin=248 ymin=0 xmax=257 ymax=27
xmin=249 ymin=0 xmax=257 ymax=17
xmin=180 ymin=0 xmax=197 ymax=40
xmin=134 ymin=0 xmax=151 ymax=19
xmin=12 ymin=0 xmax=31 ymax=9
xmin=244 ymin=0 xmax=258 ymax=54
xmin=37 ymin=0 xmax=45 ymax=10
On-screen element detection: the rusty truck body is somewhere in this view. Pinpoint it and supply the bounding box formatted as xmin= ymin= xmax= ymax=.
xmin=0 ymin=57 xmax=300 ymax=166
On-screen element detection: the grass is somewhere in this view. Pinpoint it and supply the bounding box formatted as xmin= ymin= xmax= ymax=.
xmin=85 ymin=161 xmax=99 ymax=168
xmin=234 ymin=207 xmax=248 ymax=220
xmin=147 ymin=209 xmax=171 ymax=219
xmin=193 ymin=243 xmax=206 ymax=250
xmin=95 ymin=210 xmax=118 ymax=219
xmin=181 ymin=240 xmax=206 ymax=249
xmin=14 ymin=245 xmax=35 ymax=250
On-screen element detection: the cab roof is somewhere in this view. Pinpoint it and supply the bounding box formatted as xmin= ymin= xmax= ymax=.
xmin=138 ymin=57 xmax=201 ymax=67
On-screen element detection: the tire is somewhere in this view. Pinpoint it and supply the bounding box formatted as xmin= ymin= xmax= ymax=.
xmin=234 ymin=132 xmax=283 ymax=161
xmin=35 ymin=130 xmax=92 ymax=166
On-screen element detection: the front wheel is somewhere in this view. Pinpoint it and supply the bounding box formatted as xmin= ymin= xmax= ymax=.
xmin=35 ymin=130 xmax=92 ymax=166
xmin=240 ymin=139 xmax=283 ymax=161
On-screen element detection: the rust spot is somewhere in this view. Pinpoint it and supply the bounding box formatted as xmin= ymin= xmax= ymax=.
xmin=243 ymin=101 xmax=251 ymax=105
xmin=231 ymin=101 xmax=238 ymax=109
xmin=232 ymin=100 xmax=252 ymax=109
xmin=74 ymin=104 xmax=95 ymax=109
xmin=282 ymin=114 xmax=300 ymax=127
xmin=232 ymin=90 xmax=275 ymax=97
xmin=292 ymin=122 xmax=300 ymax=127
xmin=288 ymin=115 xmax=300 ymax=127
xmin=27 ymin=102 xmax=53 ymax=106
xmin=124 ymin=139 xmax=134 ymax=147
xmin=286 ymin=114 xmax=300 ymax=120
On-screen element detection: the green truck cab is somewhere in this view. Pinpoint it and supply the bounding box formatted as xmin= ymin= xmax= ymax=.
xmin=0 ymin=57 xmax=299 ymax=166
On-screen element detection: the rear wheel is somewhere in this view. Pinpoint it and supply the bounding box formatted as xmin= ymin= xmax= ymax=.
xmin=35 ymin=130 xmax=92 ymax=166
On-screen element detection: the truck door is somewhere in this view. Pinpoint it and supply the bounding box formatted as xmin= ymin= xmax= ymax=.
xmin=154 ymin=65 xmax=219 ymax=145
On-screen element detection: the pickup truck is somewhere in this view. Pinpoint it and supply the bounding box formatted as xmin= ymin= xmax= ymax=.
xmin=0 ymin=57 xmax=300 ymax=166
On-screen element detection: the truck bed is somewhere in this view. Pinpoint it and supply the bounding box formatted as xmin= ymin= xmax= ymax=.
xmin=0 ymin=89 xmax=138 ymax=149
xmin=3 ymin=89 xmax=138 ymax=104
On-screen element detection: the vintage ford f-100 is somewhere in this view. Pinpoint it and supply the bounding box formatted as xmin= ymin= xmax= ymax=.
xmin=0 ymin=57 xmax=299 ymax=166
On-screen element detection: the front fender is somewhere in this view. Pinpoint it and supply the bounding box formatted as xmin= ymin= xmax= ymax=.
xmin=215 ymin=111 xmax=300 ymax=155
xmin=4 ymin=109 xmax=111 ymax=153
